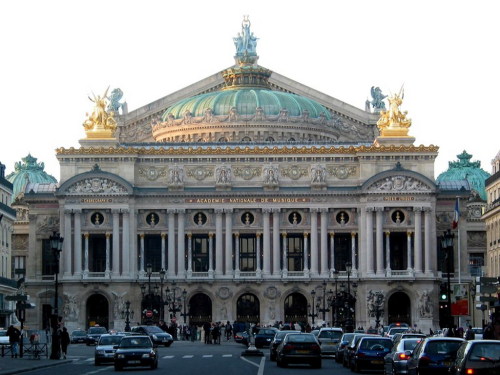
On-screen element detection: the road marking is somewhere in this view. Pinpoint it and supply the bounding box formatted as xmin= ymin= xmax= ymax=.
xmin=202 ymin=355 xmax=213 ymax=358
xmin=163 ymin=355 xmax=175 ymax=359
xmin=81 ymin=367 xmax=110 ymax=375
xmin=222 ymin=354 xmax=232 ymax=357
xmin=182 ymin=355 xmax=194 ymax=358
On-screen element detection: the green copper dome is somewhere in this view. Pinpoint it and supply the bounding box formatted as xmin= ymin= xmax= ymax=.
xmin=162 ymin=88 xmax=332 ymax=121
xmin=436 ymin=150 xmax=490 ymax=200
xmin=6 ymin=154 xmax=58 ymax=202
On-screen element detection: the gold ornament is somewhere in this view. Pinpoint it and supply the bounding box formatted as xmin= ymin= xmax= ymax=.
xmin=83 ymin=87 xmax=117 ymax=139
xmin=376 ymin=88 xmax=412 ymax=137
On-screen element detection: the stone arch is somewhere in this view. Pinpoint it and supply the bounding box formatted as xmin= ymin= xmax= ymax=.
xmin=189 ymin=293 xmax=212 ymax=325
xmin=284 ymin=292 xmax=308 ymax=325
xmin=236 ymin=293 xmax=260 ymax=323
xmin=387 ymin=291 xmax=412 ymax=325
xmin=86 ymin=293 xmax=110 ymax=329
xmin=362 ymin=164 xmax=436 ymax=194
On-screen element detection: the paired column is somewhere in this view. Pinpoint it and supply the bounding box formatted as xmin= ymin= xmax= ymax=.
xmin=74 ymin=210 xmax=82 ymax=277
xmin=272 ymin=209 xmax=281 ymax=276
xmin=122 ymin=210 xmax=131 ymax=276
xmin=303 ymin=232 xmax=309 ymax=274
xmin=375 ymin=208 xmax=384 ymax=275
xmin=112 ymin=210 xmax=120 ymax=277
xmin=215 ymin=210 xmax=223 ymax=276
xmin=424 ymin=208 xmax=433 ymax=274
xmin=177 ymin=210 xmax=186 ymax=277
xmin=225 ymin=210 xmax=233 ymax=276
xmin=281 ymin=232 xmax=288 ymax=276
xmin=413 ymin=208 xmax=423 ymax=273
xmin=320 ymin=209 xmax=329 ymax=275
xmin=407 ymin=231 xmax=413 ymax=270
xmin=366 ymin=208 xmax=375 ymax=274
xmin=310 ymin=209 xmax=318 ymax=275
xmin=167 ymin=210 xmax=176 ymax=278
xmin=63 ymin=210 xmax=72 ymax=277
xmin=233 ymin=232 xmax=240 ymax=277
xmin=329 ymin=232 xmax=335 ymax=272
xmin=262 ymin=209 xmax=271 ymax=276
xmin=105 ymin=233 xmax=111 ymax=277
xmin=385 ymin=231 xmax=391 ymax=271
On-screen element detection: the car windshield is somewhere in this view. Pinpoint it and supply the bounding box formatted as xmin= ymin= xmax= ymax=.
xmin=319 ymin=330 xmax=343 ymax=339
xmin=286 ymin=334 xmax=316 ymax=343
xmin=0 ymin=331 xmax=7 ymax=337
xmin=89 ymin=327 xmax=107 ymax=334
xmin=257 ymin=329 xmax=277 ymax=335
xmin=120 ymin=337 xmax=152 ymax=348
xmin=389 ymin=328 xmax=408 ymax=335
xmin=425 ymin=341 xmax=462 ymax=355
xmin=276 ymin=331 xmax=300 ymax=339
xmin=144 ymin=326 xmax=163 ymax=333
xmin=360 ymin=339 xmax=392 ymax=350
xmin=469 ymin=343 xmax=500 ymax=361
xmin=403 ymin=339 xmax=421 ymax=350
xmin=72 ymin=331 xmax=86 ymax=336
xmin=99 ymin=336 xmax=124 ymax=345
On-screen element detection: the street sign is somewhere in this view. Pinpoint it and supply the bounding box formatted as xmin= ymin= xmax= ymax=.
xmin=477 ymin=277 xmax=498 ymax=283
xmin=145 ymin=310 xmax=153 ymax=318
xmin=475 ymin=303 xmax=487 ymax=311
xmin=477 ymin=296 xmax=497 ymax=302
xmin=477 ymin=285 xmax=498 ymax=294
xmin=5 ymin=295 xmax=27 ymax=301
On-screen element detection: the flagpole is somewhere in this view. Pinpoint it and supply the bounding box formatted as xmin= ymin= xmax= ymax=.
xmin=456 ymin=197 xmax=461 ymax=284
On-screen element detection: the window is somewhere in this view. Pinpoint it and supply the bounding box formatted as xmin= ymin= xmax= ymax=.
xmin=192 ymin=235 xmax=209 ymax=272
xmin=287 ymin=235 xmax=304 ymax=271
xmin=240 ymin=235 xmax=256 ymax=271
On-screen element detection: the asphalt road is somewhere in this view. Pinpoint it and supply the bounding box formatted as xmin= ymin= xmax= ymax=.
xmin=21 ymin=340 xmax=369 ymax=375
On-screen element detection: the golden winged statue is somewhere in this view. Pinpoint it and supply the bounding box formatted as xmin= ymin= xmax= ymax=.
xmin=83 ymin=87 xmax=117 ymax=138
xmin=376 ymin=87 xmax=412 ymax=137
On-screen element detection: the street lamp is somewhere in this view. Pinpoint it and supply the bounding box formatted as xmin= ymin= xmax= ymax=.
xmin=345 ymin=261 xmax=354 ymax=333
xmin=166 ymin=282 xmax=181 ymax=319
xmin=373 ymin=291 xmax=384 ymax=329
xmin=180 ymin=290 xmax=189 ymax=324
xmin=159 ymin=269 xmax=166 ymax=322
xmin=49 ymin=231 xmax=64 ymax=360
xmin=308 ymin=289 xmax=318 ymax=326
xmin=120 ymin=301 xmax=135 ymax=332
xmin=440 ymin=229 xmax=454 ymax=330
xmin=317 ymin=281 xmax=332 ymax=323
xmin=332 ymin=270 xmax=339 ymax=327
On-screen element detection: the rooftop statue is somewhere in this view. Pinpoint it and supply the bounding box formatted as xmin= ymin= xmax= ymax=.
xmin=83 ymin=87 xmax=117 ymax=136
xmin=106 ymin=88 xmax=127 ymax=115
xmin=376 ymin=87 xmax=412 ymax=137
xmin=370 ymin=86 xmax=387 ymax=111
xmin=233 ymin=15 xmax=258 ymax=57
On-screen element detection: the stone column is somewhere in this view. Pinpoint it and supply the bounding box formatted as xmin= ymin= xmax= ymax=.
xmin=112 ymin=210 xmax=120 ymax=276
xmin=139 ymin=233 xmax=145 ymax=274
xmin=74 ymin=209 xmax=82 ymax=277
xmin=215 ymin=209 xmax=223 ymax=276
xmin=351 ymin=231 xmax=357 ymax=271
xmin=272 ymin=209 xmax=280 ymax=276
xmin=256 ymin=232 xmax=262 ymax=277
xmin=225 ymin=209 xmax=233 ymax=277
xmin=208 ymin=232 xmax=214 ymax=278
xmin=177 ymin=210 xmax=186 ymax=278
xmin=407 ymin=231 xmax=413 ymax=270
xmin=320 ymin=209 xmax=329 ymax=276
xmin=161 ymin=233 xmax=167 ymax=271
xmin=303 ymin=232 xmax=309 ymax=274
xmin=385 ymin=231 xmax=391 ymax=272
xmin=424 ymin=208 xmax=432 ymax=274
xmin=63 ymin=210 xmax=72 ymax=277
xmin=122 ymin=210 xmax=130 ymax=276
xmin=414 ymin=207 xmax=423 ymax=273
xmin=83 ymin=232 xmax=89 ymax=277
xmin=330 ymin=232 xmax=335 ymax=272
xmin=281 ymin=231 xmax=288 ymax=277
xmin=375 ymin=208 xmax=384 ymax=275
xmin=366 ymin=208 xmax=374 ymax=274
xmin=186 ymin=232 xmax=192 ymax=277
xmin=234 ymin=232 xmax=240 ymax=277
xmin=167 ymin=210 xmax=176 ymax=278
xmin=310 ymin=209 xmax=319 ymax=276
xmin=262 ymin=209 xmax=271 ymax=276
xmin=105 ymin=232 xmax=111 ymax=277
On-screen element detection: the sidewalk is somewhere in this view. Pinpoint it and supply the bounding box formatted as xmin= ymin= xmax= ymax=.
xmin=0 ymin=356 xmax=71 ymax=375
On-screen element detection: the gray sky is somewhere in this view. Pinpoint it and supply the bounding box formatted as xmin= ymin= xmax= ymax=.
xmin=1 ymin=0 xmax=498 ymax=181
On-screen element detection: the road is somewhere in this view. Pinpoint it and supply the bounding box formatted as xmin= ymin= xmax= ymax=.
xmin=23 ymin=340 xmax=371 ymax=375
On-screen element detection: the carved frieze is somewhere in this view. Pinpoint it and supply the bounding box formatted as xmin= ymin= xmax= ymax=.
xmin=327 ymin=165 xmax=357 ymax=179
xmin=186 ymin=166 xmax=214 ymax=181
xmin=138 ymin=166 xmax=167 ymax=181
xmin=369 ymin=175 xmax=431 ymax=192
xmin=281 ymin=165 xmax=307 ymax=180
xmin=67 ymin=178 xmax=127 ymax=194
xmin=233 ymin=166 xmax=261 ymax=180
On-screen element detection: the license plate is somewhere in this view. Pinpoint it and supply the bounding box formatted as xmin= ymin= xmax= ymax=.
xmin=128 ymin=360 xmax=141 ymax=364
xmin=371 ymin=360 xmax=383 ymax=364
xmin=442 ymin=362 xmax=451 ymax=366
xmin=296 ymin=350 xmax=310 ymax=354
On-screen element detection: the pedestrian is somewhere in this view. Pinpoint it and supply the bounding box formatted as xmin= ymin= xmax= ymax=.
xmin=6 ymin=325 xmax=21 ymax=358
xmin=203 ymin=322 xmax=211 ymax=344
xmin=225 ymin=321 xmax=232 ymax=340
xmin=61 ymin=327 xmax=70 ymax=359
xmin=464 ymin=325 xmax=475 ymax=340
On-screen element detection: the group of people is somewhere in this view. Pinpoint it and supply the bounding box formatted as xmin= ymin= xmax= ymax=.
xmin=5 ymin=325 xmax=71 ymax=359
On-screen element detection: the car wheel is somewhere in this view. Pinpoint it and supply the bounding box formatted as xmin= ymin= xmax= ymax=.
xmin=165 ymin=342 xmax=172 ymax=347
xmin=114 ymin=365 xmax=122 ymax=371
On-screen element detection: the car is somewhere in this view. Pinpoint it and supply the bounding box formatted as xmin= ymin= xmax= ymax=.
xmin=86 ymin=326 xmax=108 ymax=345
xmin=234 ymin=331 xmax=249 ymax=344
xmin=351 ymin=336 xmax=393 ymax=372
xmin=471 ymin=327 xmax=483 ymax=340
xmin=95 ymin=333 xmax=125 ymax=365
xmin=130 ymin=326 xmax=173 ymax=347
xmin=406 ymin=337 xmax=464 ymax=375
xmin=70 ymin=329 xmax=87 ymax=344
xmin=336 ymin=332 xmax=355 ymax=363
xmin=392 ymin=333 xmax=426 ymax=348
xmin=0 ymin=330 xmax=9 ymax=346
xmin=449 ymin=339 xmax=500 ymax=375
xmin=254 ymin=327 xmax=278 ymax=348
xmin=316 ymin=327 xmax=343 ymax=356
xmin=269 ymin=330 xmax=301 ymax=361
xmin=113 ymin=335 xmax=158 ymax=371
xmin=343 ymin=333 xmax=375 ymax=368
xmin=384 ymin=338 xmax=423 ymax=375
xmin=387 ymin=327 xmax=410 ymax=340
xmin=276 ymin=332 xmax=322 ymax=368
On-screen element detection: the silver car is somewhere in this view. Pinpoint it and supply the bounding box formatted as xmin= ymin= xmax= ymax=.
xmin=95 ymin=333 xmax=125 ymax=365
xmin=384 ymin=338 xmax=422 ymax=375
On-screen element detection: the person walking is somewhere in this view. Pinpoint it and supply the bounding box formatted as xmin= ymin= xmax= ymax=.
xmin=225 ymin=321 xmax=232 ymax=340
xmin=7 ymin=325 xmax=21 ymax=358
xmin=61 ymin=327 xmax=70 ymax=359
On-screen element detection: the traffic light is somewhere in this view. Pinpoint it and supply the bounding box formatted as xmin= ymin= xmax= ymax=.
xmin=440 ymin=284 xmax=448 ymax=301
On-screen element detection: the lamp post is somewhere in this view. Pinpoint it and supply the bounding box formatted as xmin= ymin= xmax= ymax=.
xmin=332 ymin=270 xmax=339 ymax=327
xmin=440 ymin=229 xmax=454 ymax=329
xmin=180 ymin=290 xmax=189 ymax=324
xmin=159 ymin=269 xmax=166 ymax=322
xmin=49 ymin=231 xmax=64 ymax=360
xmin=166 ymin=282 xmax=181 ymax=319
xmin=308 ymin=289 xmax=318 ymax=326
xmin=317 ymin=281 xmax=332 ymax=323
xmin=345 ymin=261 xmax=354 ymax=333
xmin=120 ymin=301 xmax=134 ymax=332
xmin=373 ymin=291 xmax=384 ymax=329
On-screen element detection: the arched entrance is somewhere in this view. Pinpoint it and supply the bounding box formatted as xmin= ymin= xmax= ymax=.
xmin=236 ymin=293 xmax=260 ymax=323
xmin=387 ymin=292 xmax=411 ymax=325
xmin=86 ymin=294 xmax=109 ymax=329
xmin=284 ymin=292 xmax=307 ymax=325
xmin=189 ymin=293 xmax=212 ymax=325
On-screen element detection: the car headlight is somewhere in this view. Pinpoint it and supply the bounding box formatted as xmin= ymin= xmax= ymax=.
xmin=117 ymin=354 xmax=125 ymax=359
xmin=96 ymin=350 xmax=104 ymax=354
xmin=152 ymin=334 xmax=158 ymax=340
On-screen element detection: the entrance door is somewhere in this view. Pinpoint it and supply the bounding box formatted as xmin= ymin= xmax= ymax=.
xmin=284 ymin=292 xmax=307 ymax=325
xmin=86 ymin=294 xmax=109 ymax=329
xmin=236 ymin=293 xmax=260 ymax=323
xmin=387 ymin=292 xmax=411 ymax=325
xmin=189 ymin=293 xmax=212 ymax=325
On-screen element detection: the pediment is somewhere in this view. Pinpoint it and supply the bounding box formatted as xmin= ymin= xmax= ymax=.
xmin=58 ymin=168 xmax=133 ymax=196
xmin=363 ymin=166 xmax=436 ymax=194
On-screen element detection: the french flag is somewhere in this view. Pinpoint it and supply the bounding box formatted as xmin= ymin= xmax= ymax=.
xmin=452 ymin=198 xmax=459 ymax=229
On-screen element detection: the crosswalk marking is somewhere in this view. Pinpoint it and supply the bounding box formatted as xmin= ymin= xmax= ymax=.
xmin=222 ymin=354 xmax=232 ymax=357
xmin=202 ymin=355 xmax=213 ymax=358
xmin=74 ymin=354 xmax=236 ymax=362
xmin=163 ymin=355 xmax=175 ymax=359
xmin=182 ymin=355 xmax=194 ymax=358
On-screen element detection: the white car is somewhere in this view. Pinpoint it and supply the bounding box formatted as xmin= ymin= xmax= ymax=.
xmin=94 ymin=333 xmax=125 ymax=365
xmin=0 ymin=330 xmax=9 ymax=345
xmin=317 ymin=327 xmax=343 ymax=356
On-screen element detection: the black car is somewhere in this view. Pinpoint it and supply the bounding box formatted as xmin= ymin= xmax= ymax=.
xmin=70 ymin=329 xmax=87 ymax=344
xmin=254 ymin=327 xmax=278 ymax=348
xmin=130 ymin=326 xmax=173 ymax=347
xmin=269 ymin=330 xmax=301 ymax=361
xmin=86 ymin=326 xmax=108 ymax=345
xmin=407 ymin=337 xmax=464 ymax=375
xmin=336 ymin=332 xmax=355 ymax=363
xmin=383 ymin=338 xmax=422 ymax=375
xmin=343 ymin=333 xmax=375 ymax=367
xmin=276 ymin=333 xmax=322 ymax=368
xmin=449 ymin=339 xmax=500 ymax=375
xmin=114 ymin=335 xmax=158 ymax=371
xmin=234 ymin=331 xmax=250 ymax=344
xmin=350 ymin=336 xmax=393 ymax=372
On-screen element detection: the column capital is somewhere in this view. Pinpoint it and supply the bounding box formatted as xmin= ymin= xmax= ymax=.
xmin=262 ymin=208 xmax=272 ymax=214
xmin=329 ymin=231 xmax=335 ymax=237
xmin=271 ymin=208 xmax=281 ymax=213
xmin=167 ymin=209 xmax=176 ymax=214
xmin=351 ymin=231 xmax=357 ymax=238
xmin=139 ymin=233 xmax=145 ymax=239
xmin=106 ymin=232 xmax=112 ymax=238
xmin=161 ymin=232 xmax=167 ymax=238
xmin=319 ymin=208 xmax=329 ymax=214
xmin=224 ymin=208 xmax=234 ymax=214
xmin=177 ymin=209 xmax=186 ymax=214
xmin=111 ymin=209 xmax=121 ymax=215
xmin=375 ymin=207 xmax=384 ymax=212
xmin=84 ymin=232 xmax=90 ymax=239
xmin=385 ymin=230 xmax=391 ymax=236
xmin=233 ymin=232 xmax=240 ymax=238
xmin=121 ymin=209 xmax=130 ymax=215
xmin=209 ymin=232 xmax=214 ymax=238
xmin=365 ymin=207 xmax=375 ymax=212
xmin=214 ymin=209 xmax=224 ymax=215
xmin=281 ymin=231 xmax=287 ymax=237
xmin=64 ymin=209 xmax=72 ymax=215
xmin=413 ymin=206 xmax=423 ymax=212
xmin=256 ymin=232 xmax=262 ymax=238
xmin=310 ymin=208 xmax=320 ymax=213
xmin=303 ymin=232 xmax=309 ymax=238
xmin=407 ymin=230 xmax=413 ymax=236
xmin=73 ymin=208 xmax=82 ymax=214
xmin=186 ymin=232 xmax=192 ymax=238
